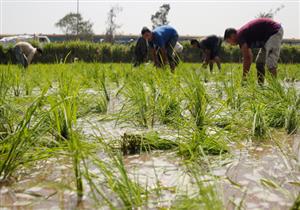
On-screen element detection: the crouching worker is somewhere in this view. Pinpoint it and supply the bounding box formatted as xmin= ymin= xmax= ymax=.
xmin=13 ymin=41 xmax=43 ymax=68
xmin=141 ymin=25 xmax=179 ymax=72
xmin=134 ymin=37 xmax=148 ymax=67
xmin=224 ymin=18 xmax=283 ymax=84
xmin=191 ymin=35 xmax=222 ymax=72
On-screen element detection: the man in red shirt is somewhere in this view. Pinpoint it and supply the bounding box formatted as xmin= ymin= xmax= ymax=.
xmin=224 ymin=18 xmax=284 ymax=84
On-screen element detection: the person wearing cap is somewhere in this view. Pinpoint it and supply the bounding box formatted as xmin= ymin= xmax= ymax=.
xmin=141 ymin=25 xmax=179 ymax=72
xmin=13 ymin=41 xmax=43 ymax=68
xmin=224 ymin=18 xmax=283 ymax=84
xmin=191 ymin=35 xmax=222 ymax=72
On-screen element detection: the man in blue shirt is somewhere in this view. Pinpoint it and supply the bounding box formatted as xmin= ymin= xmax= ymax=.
xmin=141 ymin=25 xmax=179 ymax=72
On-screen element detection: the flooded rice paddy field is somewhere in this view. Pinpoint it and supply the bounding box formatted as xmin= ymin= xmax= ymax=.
xmin=0 ymin=63 xmax=300 ymax=209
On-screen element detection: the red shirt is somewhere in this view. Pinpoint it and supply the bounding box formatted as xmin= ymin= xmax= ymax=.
xmin=237 ymin=18 xmax=281 ymax=48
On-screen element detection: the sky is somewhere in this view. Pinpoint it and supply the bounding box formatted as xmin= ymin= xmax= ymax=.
xmin=0 ymin=0 xmax=299 ymax=38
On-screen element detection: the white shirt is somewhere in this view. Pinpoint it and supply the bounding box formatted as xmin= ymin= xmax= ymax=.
xmin=15 ymin=42 xmax=37 ymax=64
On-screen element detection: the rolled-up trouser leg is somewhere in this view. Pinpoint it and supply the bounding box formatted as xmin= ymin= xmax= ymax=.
xmin=14 ymin=46 xmax=28 ymax=68
xmin=166 ymin=35 xmax=179 ymax=70
xmin=256 ymin=48 xmax=266 ymax=84
xmin=265 ymin=27 xmax=284 ymax=76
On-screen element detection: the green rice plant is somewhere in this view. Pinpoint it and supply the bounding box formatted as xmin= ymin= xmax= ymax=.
xmin=90 ymin=66 xmax=110 ymax=101
xmin=158 ymin=95 xmax=181 ymax=124
xmin=0 ymin=93 xmax=49 ymax=182
xmin=0 ymin=67 xmax=11 ymax=102
xmin=182 ymin=70 xmax=208 ymax=131
xmin=219 ymin=66 xmax=244 ymax=111
xmin=119 ymin=73 xmax=153 ymax=127
xmin=285 ymin=106 xmax=299 ymax=135
xmin=257 ymin=77 xmax=300 ymax=134
xmin=251 ymin=103 xmax=268 ymax=138
xmin=178 ymin=128 xmax=228 ymax=160
xmin=11 ymin=68 xmax=22 ymax=97
xmin=95 ymin=91 xmax=108 ymax=114
xmin=120 ymin=132 xmax=178 ymax=155
xmin=46 ymin=68 xmax=86 ymax=200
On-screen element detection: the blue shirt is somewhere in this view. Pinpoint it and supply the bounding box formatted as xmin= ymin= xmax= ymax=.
xmin=150 ymin=25 xmax=178 ymax=48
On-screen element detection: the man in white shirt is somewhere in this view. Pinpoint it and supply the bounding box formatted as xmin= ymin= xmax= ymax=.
xmin=13 ymin=42 xmax=43 ymax=68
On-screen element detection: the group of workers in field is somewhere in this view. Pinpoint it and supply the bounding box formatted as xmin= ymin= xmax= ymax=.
xmin=14 ymin=17 xmax=283 ymax=84
xmin=139 ymin=17 xmax=283 ymax=84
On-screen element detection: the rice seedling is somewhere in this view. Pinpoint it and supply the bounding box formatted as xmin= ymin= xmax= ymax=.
xmin=120 ymin=132 xmax=178 ymax=155
xmin=251 ymin=103 xmax=268 ymax=138
xmin=0 ymin=63 xmax=299 ymax=209
xmin=181 ymin=70 xmax=208 ymax=131
xmin=0 ymin=92 xmax=49 ymax=182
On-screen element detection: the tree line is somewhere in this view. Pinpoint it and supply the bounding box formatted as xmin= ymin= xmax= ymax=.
xmin=55 ymin=4 xmax=171 ymax=43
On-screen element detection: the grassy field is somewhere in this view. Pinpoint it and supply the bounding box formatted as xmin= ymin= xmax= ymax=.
xmin=0 ymin=62 xmax=300 ymax=209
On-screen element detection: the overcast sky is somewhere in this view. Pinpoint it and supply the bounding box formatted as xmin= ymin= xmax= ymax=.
xmin=0 ymin=0 xmax=299 ymax=38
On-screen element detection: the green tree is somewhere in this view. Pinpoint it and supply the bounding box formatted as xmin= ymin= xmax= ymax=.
xmin=55 ymin=12 xmax=94 ymax=39
xmin=151 ymin=4 xmax=171 ymax=29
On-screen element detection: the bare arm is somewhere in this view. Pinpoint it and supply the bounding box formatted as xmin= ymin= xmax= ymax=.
xmin=241 ymin=43 xmax=252 ymax=78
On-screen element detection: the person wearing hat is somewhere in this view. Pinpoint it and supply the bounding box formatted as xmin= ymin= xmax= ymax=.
xmin=224 ymin=18 xmax=283 ymax=84
xmin=191 ymin=35 xmax=222 ymax=72
xmin=141 ymin=25 xmax=179 ymax=72
xmin=13 ymin=41 xmax=43 ymax=68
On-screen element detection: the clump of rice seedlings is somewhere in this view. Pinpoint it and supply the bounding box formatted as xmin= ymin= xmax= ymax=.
xmin=0 ymin=104 xmax=17 ymax=140
xmin=47 ymin=69 xmax=85 ymax=200
xmin=285 ymin=106 xmax=299 ymax=135
xmin=95 ymin=91 xmax=108 ymax=114
xmin=251 ymin=103 xmax=268 ymax=138
xmin=220 ymin=70 xmax=244 ymax=110
xmin=182 ymin=71 xmax=208 ymax=131
xmin=178 ymin=129 xmax=228 ymax=160
xmin=120 ymin=132 xmax=178 ymax=155
xmin=258 ymin=77 xmax=299 ymax=134
xmin=0 ymin=93 xmax=49 ymax=182
xmin=90 ymin=67 xmax=110 ymax=102
xmin=11 ymin=69 xmax=22 ymax=96
xmin=159 ymin=96 xmax=181 ymax=124
xmin=119 ymin=75 xmax=151 ymax=127
xmin=260 ymin=78 xmax=287 ymax=128
xmin=0 ymin=68 xmax=11 ymax=102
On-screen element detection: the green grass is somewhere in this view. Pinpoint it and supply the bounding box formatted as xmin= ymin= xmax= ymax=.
xmin=0 ymin=62 xmax=299 ymax=209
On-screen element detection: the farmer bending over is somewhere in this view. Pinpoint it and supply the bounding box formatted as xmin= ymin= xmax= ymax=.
xmin=224 ymin=18 xmax=283 ymax=84
xmin=134 ymin=37 xmax=148 ymax=67
xmin=191 ymin=35 xmax=222 ymax=72
xmin=141 ymin=25 xmax=179 ymax=72
xmin=13 ymin=41 xmax=43 ymax=68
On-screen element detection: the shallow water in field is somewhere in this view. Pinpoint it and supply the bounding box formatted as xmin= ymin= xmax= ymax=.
xmin=1 ymin=81 xmax=300 ymax=210
xmin=1 ymin=127 xmax=299 ymax=210
xmin=216 ymin=135 xmax=300 ymax=210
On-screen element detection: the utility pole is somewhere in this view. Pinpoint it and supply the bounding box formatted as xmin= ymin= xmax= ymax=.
xmin=77 ymin=0 xmax=79 ymax=38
